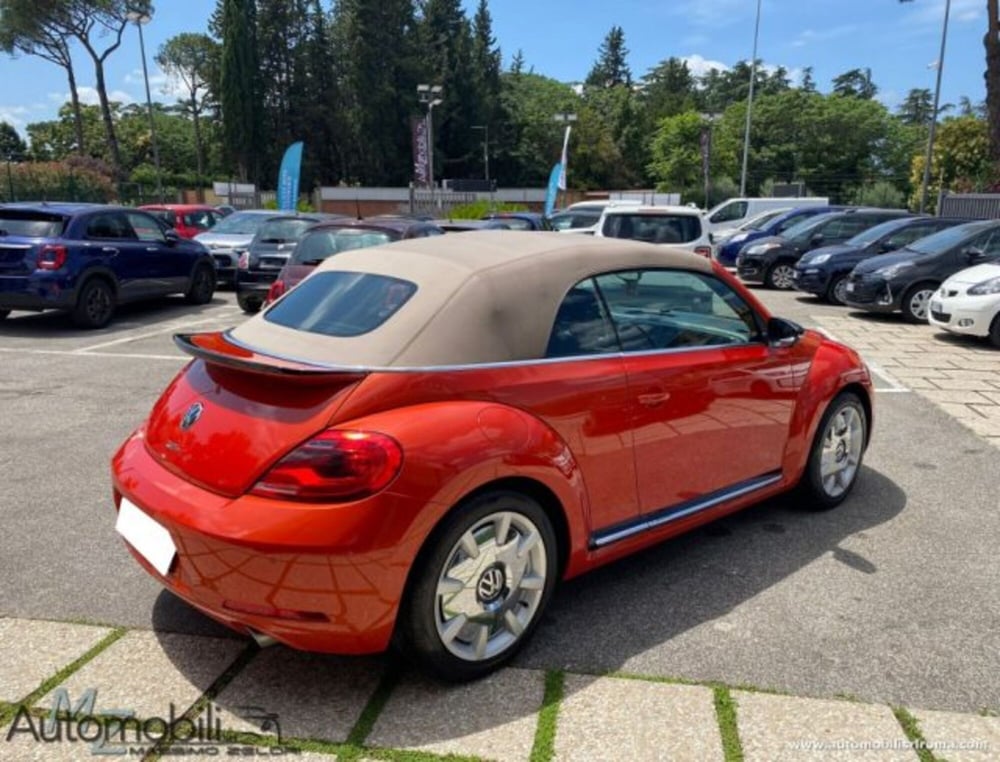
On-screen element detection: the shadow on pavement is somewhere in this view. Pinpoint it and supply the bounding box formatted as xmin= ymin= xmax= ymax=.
xmin=148 ymin=465 xmax=907 ymax=747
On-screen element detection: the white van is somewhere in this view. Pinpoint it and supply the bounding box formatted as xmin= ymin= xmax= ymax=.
xmin=704 ymin=197 xmax=829 ymax=233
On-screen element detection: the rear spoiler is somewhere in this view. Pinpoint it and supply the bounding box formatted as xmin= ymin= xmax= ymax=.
xmin=173 ymin=332 xmax=367 ymax=383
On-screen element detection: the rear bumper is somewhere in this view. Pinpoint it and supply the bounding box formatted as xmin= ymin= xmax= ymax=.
xmin=0 ymin=274 xmax=77 ymax=311
xmin=111 ymin=430 xmax=425 ymax=654
xmin=235 ymin=269 xmax=278 ymax=296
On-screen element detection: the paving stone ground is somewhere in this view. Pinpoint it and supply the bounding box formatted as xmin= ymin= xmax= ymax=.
xmin=815 ymin=315 xmax=1000 ymax=449
xmin=2 ymin=617 xmax=998 ymax=761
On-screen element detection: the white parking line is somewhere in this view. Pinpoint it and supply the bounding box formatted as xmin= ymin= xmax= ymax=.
xmin=0 ymin=347 xmax=184 ymax=361
xmin=73 ymin=312 xmax=241 ymax=353
xmin=814 ymin=326 xmax=910 ymax=394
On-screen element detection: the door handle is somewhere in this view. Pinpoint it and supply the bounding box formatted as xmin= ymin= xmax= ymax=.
xmin=638 ymin=390 xmax=670 ymax=407
xmin=101 ymin=247 xmax=119 ymax=255
xmin=146 ymin=246 xmax=159 ymax=252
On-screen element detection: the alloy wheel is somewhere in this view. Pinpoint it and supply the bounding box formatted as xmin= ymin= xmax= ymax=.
xmin=819 ymin=404 xmax=864 ymax=499
xmin=769 ymin=264 xmax=796 ymax=290
xmin=434 ymin=510 xmax=547 ymax=662
xmin=86 ymin=285 xmax=113 ymax=324
xmin=907 ymin=288 xmax=934 ymax=321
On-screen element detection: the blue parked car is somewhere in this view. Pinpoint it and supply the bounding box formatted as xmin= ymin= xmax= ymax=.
xmin=0 ymin=203 xmax=216 ymax=328
xmin=715 ymin=206 xmax=846 ymax=267
xmin=482 ymin=212 xmax=549 ymax=231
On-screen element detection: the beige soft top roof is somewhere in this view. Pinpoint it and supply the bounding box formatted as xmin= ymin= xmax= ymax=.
xmin=230 ymin=231 xmax=714 ymax=368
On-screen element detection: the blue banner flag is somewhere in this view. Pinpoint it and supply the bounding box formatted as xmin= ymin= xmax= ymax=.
xmin=277 ymin=142 xmax=304 ymax=211
xmin=544 ymin=163 xmax=562 ymax=218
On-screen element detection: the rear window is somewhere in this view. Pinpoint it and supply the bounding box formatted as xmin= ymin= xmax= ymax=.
xmin=264 ymin=271 xmax=417 ymax=337
xmin=257 ymin=218 xmax=317 ymax=243
xmin=291 ymin=228 xmax=396 ymax=265
xmin=0 ymin=212 xmax=66 ymax=238
xmin=211 ymin=212 xmax=272 ymax=235
xmin=602 ymin=213 xmax=701 ymax=244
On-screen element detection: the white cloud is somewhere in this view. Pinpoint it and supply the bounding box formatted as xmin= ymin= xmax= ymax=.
xmin=902 ymin=0 xmax=981 ymax=26
xmin=0 ymin=106 xmax=30 ymax=132
xmin=791 ymin=25 xmax=858 ymax=49
xmin=124 ymin=67 xmax=186 ymax=99
xmin=681 ymin=54 xmax=729 ymax=78
xmin=48 ymin=87 xmax=135 ymax=106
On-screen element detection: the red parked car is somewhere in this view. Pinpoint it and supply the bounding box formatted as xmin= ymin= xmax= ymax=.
xmin=266 ymin=217 xmax=443 ymax=304
xmin=139 ymin=204 xmax=224 ymax=240
xmin=111 ymin=233 xmax=873 ymax=680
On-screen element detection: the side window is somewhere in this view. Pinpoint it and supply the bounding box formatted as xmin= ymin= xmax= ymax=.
xmin=885 ymin=226 xmax=931 ymax=250
xmin=184 ymin=211 xmax=212 ymax=231
xmin=545 ymin=279 xmax=620 ymax=359
xmin=86 ymin=213 xmax=134 ymax=240
xmin=775 ymin=214 xmax=806 ymax=233
xmin=126 ymin=212 xmax=166 ymax=243
xmin=710 ymin=201 xmax=748 ymax=224
xmin=594 ymin=269 xmax=760 ymax=352
xmin=976 ymin=230 xmax=1000 ymax=257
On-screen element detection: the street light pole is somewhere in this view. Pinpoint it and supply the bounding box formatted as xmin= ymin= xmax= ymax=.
xmin=417 ymin=84 xmax=443 ymax=207
xmin=920 ymin=0 xmax=951 ymax=213
xmin=471 ymin=125 xmax=489 ymax=182
xmin=127 ymin=9 xmax=163 ymax=203
xmin=739 ymin=0 xmax=762 ymax=197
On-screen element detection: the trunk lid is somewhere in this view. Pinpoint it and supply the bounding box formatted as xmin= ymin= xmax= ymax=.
xmin=144 ymin=332 xmax=367 ymax=496
xmin=0 ymin=237 xmax=39 ymax=274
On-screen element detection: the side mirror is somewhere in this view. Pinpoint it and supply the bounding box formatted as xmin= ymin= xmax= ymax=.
xmin=809 ymin=233 xmax=825 ymax=247
xmin=877 ymin=241 xmax=895 ymax=253
xmin=767 ymin=317 xmax=804 ymax=349
xmin=965 ymin=246 xmax=986 ymax=263
xmin=164 ymin=230 xmax=181 ymax=246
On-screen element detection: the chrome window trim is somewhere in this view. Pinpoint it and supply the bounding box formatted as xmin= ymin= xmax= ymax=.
xmin=220 ymin=329 xmax=770 ymax=374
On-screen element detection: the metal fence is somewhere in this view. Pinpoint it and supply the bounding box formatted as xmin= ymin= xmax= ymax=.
xmin=938 ymin=193 xmax=1000 ymax=220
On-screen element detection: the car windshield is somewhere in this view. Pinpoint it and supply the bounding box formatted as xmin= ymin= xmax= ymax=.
xmin=907 ymin=222 xmax=994 ymax=256
xmin=209 ymin=212 xmax=273 ymax=235
xmin=741 ymin=209 xmax=786 ymax=231
xmin=602 ymin=213 xmax=701 ymax=243
xmin=0 ymin=212 xmax=67 ymax=237
xmin=145 ymin=209 xmax=177 ymax=227
xmin=291 ymin=228 xmax=396 ymax=265
xmin=846 ymin=218 xmax=913 ymax=247
xmin=549 ymin=211 xmax=600 ymax=230
xmin=257 ymin=218 xmax=317 ymax=243
xmin=264 ymin=270 xmax=417 ymax=337
xmin=783 ymin=213 xmax=839 ymax=242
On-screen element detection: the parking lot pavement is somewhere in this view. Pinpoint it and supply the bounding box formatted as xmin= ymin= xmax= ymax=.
xmin=2 ymin=616 xmax=998 ymax=761
xmin=1 ymin=285 xmax=1000 ymax=760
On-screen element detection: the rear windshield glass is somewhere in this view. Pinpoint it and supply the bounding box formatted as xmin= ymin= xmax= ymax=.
xmin=549 ymin=211 xmax=600 ymax=230
xmin=145 ymin=209 xmax=177 ymax=227
xmin=291 ymin=228 xmax=396 ymax=265
xmin=264 ymin=271 xmax=417 ymax=337
xmin=0 ymin=213 xmax=66 ymax=238
xmin=210 ymin=212 xmax=272 ymax=235
xmin=257 ymin=218 xmax=317 ymax=243
xmin=602 ymin=213 xmax=701 ymax=244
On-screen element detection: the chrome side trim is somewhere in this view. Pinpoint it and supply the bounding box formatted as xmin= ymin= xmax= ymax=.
xmin=589 ymin=472 xmax=784 ymax=550
xmin=220 ymin=329 xmax=769 ymax=375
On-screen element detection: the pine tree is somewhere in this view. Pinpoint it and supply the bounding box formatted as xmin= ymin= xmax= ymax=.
xmin=219 ymin=0 xmax=262 ymax=181
xmin=586 ymin=26 xmax=631 ymax=89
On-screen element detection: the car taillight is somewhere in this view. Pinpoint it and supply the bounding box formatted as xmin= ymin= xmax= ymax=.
xmin=694 ymin=246 xmax=713 ymax=258
xmin=237 ymin=251 xmax=250 ymax=270
xmin=266 ymin=279 xmax=286 ymax=304
xmin=37 ymin=245 xmax=68 ymax=271
xmin=251 ymin=430 xmax=403 ymax=502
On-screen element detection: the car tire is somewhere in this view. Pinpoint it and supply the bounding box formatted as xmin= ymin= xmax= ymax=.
xmin=800 ymin=392 xmax=868 ymax=510
xmin=185 ymin=264 xmax=216 ymax=305
xmin=72 ymin=279 xmax=115 ymax=329
xmin=237 ymin=293 xmax=262 ymax=314
xmin=901 ymin=282 xmax=937 ymax=323
xmin=989 ymin=313 xmax=1000 ymax=349
xmin=400 ymin=490 xmax=558 ymax=682
xmin=826 ymin=275 xmax=849 ymax=306
xmin=765 ymin=261 xmax=796 ymax=290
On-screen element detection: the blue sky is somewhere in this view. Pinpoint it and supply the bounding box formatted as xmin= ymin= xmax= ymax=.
xmin=0 ymin=0 xmax=988 ymax=138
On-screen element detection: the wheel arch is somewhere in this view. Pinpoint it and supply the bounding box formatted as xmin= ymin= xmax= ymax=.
xmin=75 ymin=266 xmax=119 ymax=298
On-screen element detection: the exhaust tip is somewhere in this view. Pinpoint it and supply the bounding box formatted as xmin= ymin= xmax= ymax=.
xmin=248 ymin=629 xmax=279 ymax=648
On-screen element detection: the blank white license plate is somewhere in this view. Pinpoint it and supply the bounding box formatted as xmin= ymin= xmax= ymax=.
xmin=846 ymin=283 xmax=855 ymax=293
xmin=115 ymin=498 xmax=176 ymax=576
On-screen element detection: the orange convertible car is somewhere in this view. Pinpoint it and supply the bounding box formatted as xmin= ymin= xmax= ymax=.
xmin=112 ymin=232 xmax=873 ymax=680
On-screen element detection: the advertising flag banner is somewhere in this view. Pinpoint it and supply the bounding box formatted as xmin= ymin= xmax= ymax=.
xmin=558 ymin=125 xmax=572 ymax=190
xmin=277 ymin=142 xmax=304 ymax=211
xmin=545 ymin=163 xmax=562 ymax=217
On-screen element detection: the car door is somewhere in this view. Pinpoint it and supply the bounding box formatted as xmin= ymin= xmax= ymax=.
xmin=125 ymin=211 xmax=180 ymax=293
xmin=82 ymin=212 xmax=146 ymax=300
xmin=594 ymin=269 xmax=807 ymax=518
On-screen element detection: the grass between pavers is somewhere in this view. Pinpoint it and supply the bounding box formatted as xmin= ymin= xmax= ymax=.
xmin=892 ymin=707 xmax=938 ymax=762
xmin=529 ymin=670 xmax=564 ymax=762
xmin=0 ymin=626 xmax=127 ymax=728
xmin=714 ymin=687 xmax=744 ymax=762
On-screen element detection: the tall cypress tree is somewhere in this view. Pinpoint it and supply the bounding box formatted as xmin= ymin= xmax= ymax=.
xmin=219 ymin=0 xmax=261 ymax=182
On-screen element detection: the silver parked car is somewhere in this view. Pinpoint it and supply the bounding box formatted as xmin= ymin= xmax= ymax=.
xmin=194 ymin=210 xmax=286 ymax=286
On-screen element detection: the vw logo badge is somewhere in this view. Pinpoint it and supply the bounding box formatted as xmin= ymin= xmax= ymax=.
xmin=180 ymin=402 xmax=204 ymax=431
xmin=477 ymin=567 xmax=505 ymax=602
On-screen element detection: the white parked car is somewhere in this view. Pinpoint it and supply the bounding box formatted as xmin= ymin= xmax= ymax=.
xmin=551 ymin=200 xmax=642 ymax=235
xmin=595 ymin=205 xmax=712 ymax=257
xmin=928 ymin=262 xmax=1000 ymax=347
xmin=704 ymin=197 xmax=829 ymax=234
